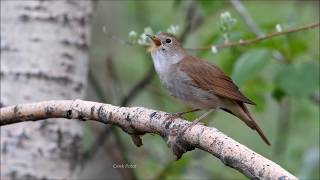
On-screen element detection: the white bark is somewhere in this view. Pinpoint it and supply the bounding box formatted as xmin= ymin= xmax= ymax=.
xmin=0 ymin=100 xmax=298 ymax=180
xmin=0 ymin=0 xmax=93 ymax=179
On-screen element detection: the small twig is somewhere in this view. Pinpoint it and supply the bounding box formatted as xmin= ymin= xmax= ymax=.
xmin=120 ymin=62 xmax=155 ymax=106
xmin=179 ymin=0 xmax=203 ymax=42
xmin=105 ymin=56 xmax=123 ymax=103
xmin=88 ymin=69 xmax=137 ymax=180
xmin=0 ymin=100 xmax=298 ymax=180
xmin=187 ymin=22 xmax=320 ymax=51
xmin=104 ymin=22 xmax=319 ymax=52
xmin=88 ymin=70 xmax=110 ymax=103
xmin=230 ymin=0 xmax=264 ymax=36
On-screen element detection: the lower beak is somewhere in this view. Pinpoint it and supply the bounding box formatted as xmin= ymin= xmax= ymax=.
xmin=146 ymin=34 xmax=161 ymax=46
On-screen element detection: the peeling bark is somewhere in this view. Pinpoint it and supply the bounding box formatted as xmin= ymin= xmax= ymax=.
xmin=0 ymin=100 xmax=298 ymax=180
xmin=0 ymin=1 xmax=93 ymax=179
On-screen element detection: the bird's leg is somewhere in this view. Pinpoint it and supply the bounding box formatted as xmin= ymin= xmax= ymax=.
xmin=180 ymin=109 xmax=215 ymax=135
xmin=166 ymin=108 xmax=201 ymax=121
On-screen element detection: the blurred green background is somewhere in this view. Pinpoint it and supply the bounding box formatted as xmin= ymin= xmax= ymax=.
xmin=85 ymin=0 xmax=319 ymax=179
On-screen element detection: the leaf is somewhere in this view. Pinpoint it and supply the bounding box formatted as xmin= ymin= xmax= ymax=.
xmin=243 ymin=77 xmax=272 ymax=112
xmin=275 ymin=61 xmax=319 ymax=97
xmin=232 ymin=49 xmax=272 ymax=86
xmin=272 ymin=87 xmax=286 ymax=102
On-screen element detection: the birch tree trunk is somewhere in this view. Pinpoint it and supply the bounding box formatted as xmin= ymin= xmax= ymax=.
xmin=0 ymin=0 xmax=93 ymax=179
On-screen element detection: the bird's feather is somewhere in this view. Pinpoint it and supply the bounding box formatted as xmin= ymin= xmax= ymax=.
xmin=178 ymin=55 xmax=256 ymax=105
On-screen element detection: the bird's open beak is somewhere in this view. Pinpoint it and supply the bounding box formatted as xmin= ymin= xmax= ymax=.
xmin=146 ymin=34 xmax=161 ymax=46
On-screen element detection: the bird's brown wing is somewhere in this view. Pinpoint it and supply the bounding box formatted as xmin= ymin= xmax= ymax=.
xmin=178 ymin=56 xmax=255 ymax=105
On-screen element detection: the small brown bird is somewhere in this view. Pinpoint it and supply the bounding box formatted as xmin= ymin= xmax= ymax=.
xmin=146 ymin=32 xmax=270 ymax=146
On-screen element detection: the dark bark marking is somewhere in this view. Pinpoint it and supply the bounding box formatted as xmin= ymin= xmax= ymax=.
xmin=44 ymin=106 xmax=55 ymax=116
xmin=165 ymin=120 xmax=172 ymax=129
xmin=19 ymin=14 xmax=31 ymax=22
xmin=149 ymin=111 xmax=157 ymax=119
xmin=0 ymin=71 xmax=81 ymax=86
xmin=13 ymin=105 xmax=19 ymax=116
xmin=61 ymin=52 xmax=74 ymax=61
xmin=2 ymin=141 xmax=7 ymax=154
xmin=97 ymin=105 xmax=108 ymax=123
xmin=30 ymin=37 xmax=40 ymax=42
xmin=278 ymin=176 xmax=288 ymax=180
xmin=125 ymin=114 xmax=131 ymax=122
xmin=26 ymin=114 xmax=35 ymax=121
xmin=66 ymin=64 xmax=75 ymax=74
xmin=74 ymin=83 xmax=83 ymax=93
xmin=60 ymin=39 xmax=88 ymax=51
xmin=78 ymin=112 xmax=86 ymax=121
xmin=66 ymin=110 xmax=72 ymax=119
xmin=90 ymin=106 xmax=95 ymax=118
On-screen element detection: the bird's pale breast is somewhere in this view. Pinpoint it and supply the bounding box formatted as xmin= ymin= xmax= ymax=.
xmin=159 ymin=66 xmax=222 ymax=109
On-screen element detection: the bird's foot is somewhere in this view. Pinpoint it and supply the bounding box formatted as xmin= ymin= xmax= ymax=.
xmin=166 ymin=112 xmax=185 ymax=121
xmin=166 ymin=109 xmax=201 ymax=121
xmin=178 ymin=108 xmax=215 ymax=137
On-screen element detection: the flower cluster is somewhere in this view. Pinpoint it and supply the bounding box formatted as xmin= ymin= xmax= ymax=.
xmin=127 ymin=25 xmax=180 ymax=45
xmin=218 ymin=11 xmax=237 ymax=43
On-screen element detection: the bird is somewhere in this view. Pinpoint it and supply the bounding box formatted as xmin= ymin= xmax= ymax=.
xmin=146 ymin=32 xmax=270 ymax=146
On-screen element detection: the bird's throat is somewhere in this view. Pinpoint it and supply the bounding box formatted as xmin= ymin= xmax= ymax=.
xmin=151 ymin=50 xmax=184 ymax=76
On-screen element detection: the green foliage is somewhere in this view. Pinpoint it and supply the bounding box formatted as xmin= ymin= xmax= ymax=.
xmin=275 ymin=61 xmax=319 ymax=97
xmin=232 ymin=49 xmax=272 ymax=86
xmin=89 ymin=1 xmax=319 ymax=179
xmin=198 ymin=0 xmax=225 ymax=15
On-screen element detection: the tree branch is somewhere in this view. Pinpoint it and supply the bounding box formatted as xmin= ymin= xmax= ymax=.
xmin=230 ymin=0 xmax=264 ymax=36
xmin=0 ymin=100 xmax=297 ymax=180
xmin=187 ymin=22 xmax=319 ymax=51
xmin=112 ymin=23 xmax=319 ymax=52
xmin=120 ymin=62 xmax=155 ymax=106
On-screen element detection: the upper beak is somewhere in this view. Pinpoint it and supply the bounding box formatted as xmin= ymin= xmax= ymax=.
xmin=146 ymin=34 xmax=161 ymax=46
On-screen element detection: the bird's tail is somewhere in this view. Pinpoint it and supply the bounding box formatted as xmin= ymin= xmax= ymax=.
xmin=221 ymin=102 xmax=271 ymax=146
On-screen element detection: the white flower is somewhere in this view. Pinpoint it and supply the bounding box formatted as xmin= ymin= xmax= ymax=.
xmin=144 ymin=27 xmax=154 ymax=35
xmin=128 ymin=31 xmax=138 ymax=43
xmin=167 ymin=25 xmax=179 ymax=34
xmin=211 ymin=46 xmax=218 ymax=54
xmin=137 ymin=39 xmax=145 ymax=45
xmin=220 ymin=11 xmax=231 ymax=20
xmin=129 ymin=31 xmax=137 ymax=37
xmin=275 ymin=24 xmax=282 ymax=32
xmin=137 ymin=33 xmax=149 ymax=45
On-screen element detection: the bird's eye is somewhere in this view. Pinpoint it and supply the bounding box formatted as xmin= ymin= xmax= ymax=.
xmin=165 ymin=39 xmax=171 ymax=43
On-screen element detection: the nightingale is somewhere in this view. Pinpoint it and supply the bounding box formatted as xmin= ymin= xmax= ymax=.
xmin=146 ymin=32 xmax=270 ymax=146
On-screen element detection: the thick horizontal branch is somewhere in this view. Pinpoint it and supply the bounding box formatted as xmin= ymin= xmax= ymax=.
xmin=0 ymin=100 xmax=297 ymax=179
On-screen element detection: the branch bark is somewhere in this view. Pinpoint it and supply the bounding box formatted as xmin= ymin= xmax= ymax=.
xmin=230 ymin=0 xmax=264 ymax=36
xmin=0 ymin=100 xmax=298 ymax=180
